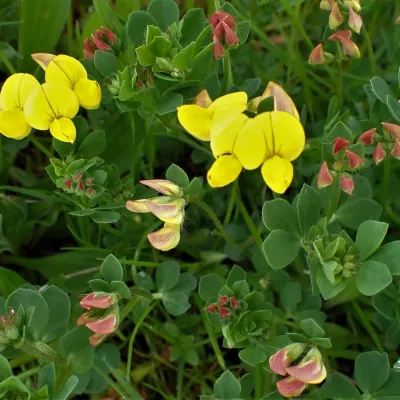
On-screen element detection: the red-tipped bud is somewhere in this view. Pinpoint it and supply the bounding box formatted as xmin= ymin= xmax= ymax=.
xmin=80 ymin=292 xmax=118 ymax=310
xmin=382 ymin=122 xmax=400 ymax=139
xmin=86 ymin=314 xmax=118 ymax=334
xmin=76 ymin=311 xmax=97 ymax=326
xmin=391 ymin=138 xmax=400 ymax=160
xmin=308 ymin=44 xmax=326 ymax=65
xmin=340 ymin=174 xmax=354 ymax=195
xmin=317 ymin=161 xmax=334 ymax=189
xmin=333 ymin=137 xmax=351 ymax=154
xmin=218 ymin=306 xmax=231 ymax=318
xmin=75 ymin=173 xmax=83 ymax=181
xmin=276 ymin=377 xmax=307 ymax=398
xmin=140 ymin=179 xmax=182 ymax=196
xmin=64 ymin=177 xmax=72 ymax=190
xmin=89 ymin=332 xmax=107 ymax=347
xmin=358 ymin=128 xmax=376 ymax=145
xmin=87 ymin=188 xmax=96 ymax=196
xmin=205 ymin=304 xmax=218 ymax=313
xmin=329 ymin=3 xmax=344 ymax=29
xmin=92 ymin=30 xmax=110 ymax=52
xmin=230 ymin=297 xmax=239 ymax=308
xmin=345 ymin=150 xmax=364 ymax=168
xmin=83 ymin=38 xmax=95 ymax=59
xmin=76 ymin=180 xmax=85 ymax=191
xmin=269 ymin=343 xmax=307 ymax=376
xmin=223 ymin=23 xmax=240 ymax=46
xmin=213 ymin=38 xmax=225 ymax=60
xmin=85 ymin=178 xmax=94 ymax=186
xmin=219 ymin=296 xmax=229 ymax=306
xmin=101 ymin=26 xmax=118 ymax=46
xmin=372 ymin=143 xmax=386 ymax=165
xmin=210 ymin=11 xmax=237 ymax=29
xmin=329 ymin=30 xmax=360 ymax=58
xmin=348 ymin=8 xmax=363 ymax=33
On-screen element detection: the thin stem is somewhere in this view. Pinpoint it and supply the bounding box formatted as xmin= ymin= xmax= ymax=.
xmin=381 ymin=155 xmax=391 ymax=207
xmin=16 ymin=367 xmax=40 ymax=381
xmin=224 ymin=180 xmax=238 ymax=225
xmin=326 ymin=177 xmax=341 ymax=222
xmin=176 ymin=357 xmax=184 ymax=400
xmin=30 ymin=136 xmax=53 ymax=159
xmin=222 ymin=51 xmax=233 ymax=93
xmin=93 ymin=364 xmax=129 ymax=398
xmin=254 ymin=364 xmax=264 ymax=400
xmin=214 ymin=0 xmax=221 ymax=10
xmin=352 ymin=301 xmax=384 ymax=353
xmin=119 ymin=297 xmax=140 ymax=322
xmin=125 ymin=300 xmax=159 ymax=379
xmin=238 ymin=199 xmax=263 ymax=247
xmin=0 ymin=48 xmax=16 ymax=74
xmin=362 ymin=24 xmax=377 ymax=76
xmin=128 ymin=112 xmax=136 ymax=182
xmin=120 ymin=260 xmax=159 ymax=267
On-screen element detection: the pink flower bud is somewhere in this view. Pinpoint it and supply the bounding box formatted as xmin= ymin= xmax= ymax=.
xmin=333 ymin=137 xmax=351 ymax=154
xmin=92 ymin=30 xmax=110 ymax=52
xmin=329 ymin=30 xmax=360 ymax=58
xmin=64 ymin=178 xmax=72 ymax=190
xmin=218 ymin=296 xmax=229 ymax=306
xmin=210 ymin=11 xmax=237 ymax=29
xmin=340 ymin=174 xmax=354 ymax=195
xmin=285 ymin=348 xmax=327 ymax=384
xmin=147 ymin=223 xmax=180 ymax=251
xmin=269 ymin=343 xmax=307 ymax=376
xmin=205 ymin=304 xmax=218 ymax=313
xmin=76 ymin=311 xmax=97 ymax=326
xmin=222 ymin=23 xmax=240 ymax=46
xmin=137 ymin=80 xmax=144 ymax=88
xmin=276 ymin=376 xmax=307 ymax=398
xmin=75 ymin=173 xmax=83 ymax=181
xmin=89 ymin=332 xmax=107 ymax=347
xmin=213 ymin=38 xmax=225 ymax=60
xmin=317 ymin=161 xmax=334 ymax=189
xmin=345 ymin=149 xmax=364 ymax=168
xmin=382 ymin=122 xmax=400 ymax=139
xmin=230 ymin=297 xmax=239 ymax=308
xmin=358 ymin=128 xmax=376 ymax=145
xmin=86 ymin=188 xmax=96 ymax=196
xmin=329 ymin=3 xmax=344 ymax=29
xmin=76 ymin=180 xmax=85 ymax=191
xmin=83 ymin=38 xmax=95 ymax=59
xmin=320 ymin=0 xmax=334 ymax=10
xmin=80 ymin=292 xmax=118 ymax=310
xmin=308 ymin=44 xmax=326 ymax=65
xmin=372 ymin=142 xmax=386 ymax=165
xmin=140 ymin=179 xmax=182 ymax=196
xmin=101 ymin=26 xmax=118 ymax=46
xmin=86 ymin=314 xmax=118 ymax=334
xmin=218 ymin=306 xmax=231 ymax=318
xmin=348 ymin=8 xmax=363 ymax=33
xmin=85 ymin=178 xmax=94 ymax=186
xmin=392 ymin=138 xmax=400 ymax=160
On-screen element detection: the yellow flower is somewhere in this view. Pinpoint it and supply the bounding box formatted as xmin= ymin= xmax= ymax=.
xmin=0 ymin=73 xmax=41 ymax=139
xmin=32 ymin=53 xmax=101 ymax=110
xmin=177 ymin=90 xmax=248 ymax=141
xmin=24 ymin=83 xmax=80 ymax=143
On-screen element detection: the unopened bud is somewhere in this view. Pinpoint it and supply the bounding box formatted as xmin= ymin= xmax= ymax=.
xmin=308 ymin=44 xmax=326 ymax=65
xmin=329 ymin=30 xmax=360 ymax=59
xmin=76 ymin=180 xmax=85 ymax=191
xmin=75 ymin=173 xmax=83 ymax=181
xmin=85 ymin=178 xmax=94 ymax=186
xmin=372 ymin=142 xmax=386 ymax=165
xmin=348 ymin=8 xmax=363 ymax=33
xmin=205 ymin=304 xmax=218 ymax=313
xmin=219 ymin=296 xmax=229 ymax=306
xmin=382 ymin=122 xmax=400 ymax=139
xmin=358 ymin=128 xmax=376 ymax=145
xmin=83 ymin=38 xmax=95 ymax=59
xmin=230 ymin=297 xmax=239 ymax=308
xmin=64 ymin=177 xmax=72 ymax=190
xmin=317 ymin=161 xmax=334 ymax=189
xmin=218 ymin=306 xmax=231 ymax=318
xmin=345 ymin=149 xmax=364 ymax=169
xmin=210 ymin=10 xmax=237 ymax=29
xmin=392 ymin=138 xmax=400 ymax=160
xmin=213 ymin=38 xmax=225 ymax=60
xmin=320 ymin=0 xmax=334 ymax=10
xmin=340 ymin=174 xmax=354 ymax=195
xmin=86 ymin=188 xmax=96 ymax=196
xmin=344 ymin=0 xmax=361 ymax=12
xmin=333 ymin=137 xmax=351 ymax=154
xmin=92 ymin=30 xmax=110 ymax=52
xmin=101 ymin=26 xmax=118 ymax=46
xmin=329 ymin=3 xmax=344 ymax=29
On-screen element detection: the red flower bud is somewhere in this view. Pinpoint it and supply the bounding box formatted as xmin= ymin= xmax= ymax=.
xmin=75 ymin=173 xmax=83 ymax=181
xmin=218 ymin=306 xmax=231 ymax=318
xmin=230 ymin=297 xmax=239 ymax=308
xmin=329 ymin=30 xmax=360 ymax=58
xmin=345 ymin=150 xmax=364 ymax=169
xmin=101 ymin=26 xmax=118 ymax=46
xmin=64 ymin=177 xmax=72 ymax=190
xmin=372 ymin=142 xmax=386 ymax=165
xmin=219 ymin=296 xmax=229 ymax=306
xmin=276 ymin=377 xmax=307 ymax=398
xmin=333 ymin=137 xmax=351 ymax=154
xmin=76 ymin=310 xmax=97 ymax=326
xmin=382 ymin=122 xmax=400 ymax=139
xmin=86 ymin=314 xmax=118 ymax=334
xmin=329 ymin=3 xmax=344 ymax=29
xmin=80 ymin=292 xmax=118 ymax=310
xmin=83 ymin=38 xmax=95 ymax=59
xmin=210 ymin=10 xmax=236 ymax=29
xmin=308 ymin=44 xmax=326 ymax=65
xmin=358 ymin=128 xmax=376 ymax=145
xmin=77 ymin=180 xmax=85 ymax=191
xmin=317 ymin=161 xmax=334 ymax=189
xmin=205 ymin=304 xmax=218 ymax=313
xmin=87 ymin=188 xmax=96 ymax=196
xmin=92 ymin=30 xmax=110 ymax=52
xmin=213 ymin=38 xmax=225 ymax=60
xmin=223 ymin=23 xmax=240 ymax=46
xmin=85 ymin=178 xmax=94 ymax=186
xmin=340 ymin=174 xmax=354 ymax=195
xmin=348 ymin=7 xmax=363 ymax=33
xmin=391 ymin=138 xmax=400 ymax=160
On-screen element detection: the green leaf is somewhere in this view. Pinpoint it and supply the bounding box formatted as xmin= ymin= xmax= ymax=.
xmin=221 ymin=3 xmax=239 ymax=19
xmin=111 ymin=281 xmax=132 ymax=299
xmin=356 ymin=261 xmax=392 ymax=296
xmin=239 ymin=347 xmax=268 ymax=366
xmin=375 ymin=370 xmax=400 ymax=398
xmin=0 ymin=355 xmax=12 ymax=382
xmin=226 ymin=265 xmax=247 ymax=289
xmin=162 ymin=292 xmax=190 ymax=316
xmin=6 ymin=288 xmax=49 ymax=341
xmin=237 ymin=21 xmax=250 ymax=44
xmin=18 ymin=0 xmax=70 ymax=71
xmin=57 ymin=326 xmax=94 ymax=374
xmin=183 ymin=177 xmax=204 ymax=198
xmin=77 ymin=130 xmax=106 ymax=158
xmin=300 ymin=318 xmax=325 ymax=338
xmin=369 ymin=241 xmax=400 ymax=275
xmin=312 ymin=337 xmax=332 ymax=349
xmin=166 ymin=164 xmax=189 ymax=188
xmin=336 ymin=199 xmax=382 ymax=230
xmin=89 ymin=279 xmax=113 ymax=292
xmin=355 ymin=351 xmax=389 ymax=393
xmin=41 ymin=286 xmax=70 ymax=342
xmin=370 ymin=76 xmax=395 ymax=103
xmin=69 ymin=209 xmax=95 ymax=217
xmin=316 ymin=269 xmax=348 ymax=300
xmin=38 ymin=363 xmax=55 ymax=398
xmin=199 ymin=274 xmax=224 ymax=301
xmin=147 ymin=36 xmax=172 ymax=56
xmin=155 ymin=92 xmax=183 ymax=115
xmin=127 ymin=11 xmax=157 ymax=46
xmin=186 ymin=41 xmax=213 ymax=81
xmin=214 ymin=370 xmax=241 ymax=400
xmin=180 ymin=8 xmax=206 ymax=47
xmin=94 ymin=51 xmax=119 ymax=77
xmin=356 ymin=220 xmax=388 ymax=261
xmin=262 ymin=198 xmax=300 ymax=235
xmin=173 ymin=42 xmax=195 ymax=71
xmin=136 ymin=45 xmax=157 ymax=66
xmin=297 ymin=184 xmax=322 ymax=237
xmin=320 ymin=372 xmax=361 ymax=399
xmin=91 ymin=211 xmax=121 ymax=224
xmin=328 ymin=121 xmax=353 ymax=142
xmin=56 ymin=375 xmax=79 ymax=400
xmin=101 ymin=254 xmax=123 ymax=282
xmin=232 ymin=280 xmax=250 ymax=299
xmin=147 ymin=0 xmax=179 ymax=30
xmin=156 ymin=261 xmax=180 ymax=292
xmin=0 ymin=376 xmax=29 ymax=396
xmin=263 ymin=230 xmax=301 ymax=269
xmin=171 ymin=273 xmax=197 ymax=295
xmin=0 ymin=267 xmax=26 ymax=298
xmin=280 ymin=282 xmax=302 ymax=313
xmin=52 ymin=139 xmax=73 ymax=158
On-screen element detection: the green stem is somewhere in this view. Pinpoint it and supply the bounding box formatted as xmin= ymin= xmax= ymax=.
xmin=176 ymin=357 xmax=184 ymax=400
xmin=195 ymin=295 xmax=226 ymax=371
xmin=238 ymin=199 xmax=263 ymax=247
xmin=93 ymin=364 xmax=129 ymax=398
xmin=326 ymin=177 xmax=341 ymax=222
xmin=362 ymin=24 xmax=377 ymax=76
xmin=30 ymin=136 xmax=53 ymax=159
xmin=128 ymin=112 xmax=136 ymax=182
xmin=119 ymin=297 xmax=139 ymax=322
xmin=0 ymin=48 xmax=16 ymax=74
xmin=125 ymin=300 xmax=159 ymax=379
xmin=214 ymin=0 xmax=221 ymax=10
xmin=254 ymin=364 xmax=264 ymax=400
xmin=121 ymin=260 xmax=159 ymax=267
xmin=224 ymin=180 xmax=238 ymax=225
xmin=381 ymin=155 xmax=391 ymax=207
xmin=222 ymin=51 xmax=233 ymax=93
xmin=352 ymin=301 xmax=384 ymax=353
xmin=16 ymin=367 xmax=40 ymax=381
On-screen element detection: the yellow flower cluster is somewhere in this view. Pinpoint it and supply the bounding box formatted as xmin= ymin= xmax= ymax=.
xmin=0 ymin=54 xmax=101 ymax=143
xmin=177 ymin=82 xmax=305 ymax=194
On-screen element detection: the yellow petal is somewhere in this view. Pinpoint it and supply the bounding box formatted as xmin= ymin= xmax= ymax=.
xmin=50 ymin=117 xmax=76 ymax=143
xmin=233 ymin=117 xmax=267 ymax=170
xmin=253 ymin=112 xmax=274 ymax=158
xmin=209 ymin=92 xmax=248 ymax=111
xmin=211 ymin=105 xmax=248 ymax=138
xmin=145 ymin=199 xmax=184 ymax=224
xmin=0 ymin=109 xmax=31 ymax=140
xmin=262 ymin=81 xmax=300 ymax=120
xmin=270 ymin=111 xmax=305 ymax=161
xmin=211 ymin=113 xmax=247 ymax=158
xmin=177 ymin=105 xmax=213 ymax=141
xmin=46 ymin=54 xmax=87 ymax=88
xmin=261 ymin=155 xmax=294 ymax=194
xmin=31 ymin=53 xmax=56 ymax=70
xmin=19 ymin=74 xmax=41 ymax=107
xmin=0 ymin=73 xmax=40 ymax=109
xmin=207 ymin=155 xmax=242 ymax=188
xmin=126 ymin=199 xmax=151 ymax=213
xmin=148 ymin=223 xmax=180 ymax=251
xmin=74 ymin=78 xmax=101 ymax=110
